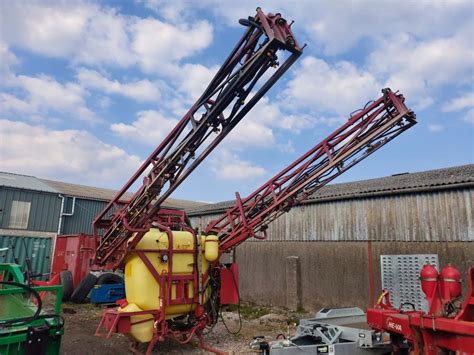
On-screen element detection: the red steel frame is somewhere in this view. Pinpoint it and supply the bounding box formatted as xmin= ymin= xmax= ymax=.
xmin=95 ymin=219 xmax=224 ymax=354
xmin=93 ymin=8 xmax=303 ymax=268
xmin=95 ymin=88 xmax=416 ymax=354
xmin=367 ymin=267 xmax=474 ymax=354
xmin=93 ymin=9 xmax=303 ymax=354
xmin=205 ymin=88 xmax=416 ymax=251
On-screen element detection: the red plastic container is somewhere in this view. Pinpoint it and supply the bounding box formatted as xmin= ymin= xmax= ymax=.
xmin=220 ymin=263 xmax=239 ymax=305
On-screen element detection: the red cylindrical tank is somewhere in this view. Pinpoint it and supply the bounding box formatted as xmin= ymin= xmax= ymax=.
xmin=420 ymin=264 xmax=439 ymax=299
xmin=439 ymin=264 xmax=462 ymax=302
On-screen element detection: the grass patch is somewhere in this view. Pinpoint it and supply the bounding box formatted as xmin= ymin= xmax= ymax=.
xmin=222 ymin=302 xmax=272 ymax=320
xmin=288 ymin=307 xmax=308 ymax=325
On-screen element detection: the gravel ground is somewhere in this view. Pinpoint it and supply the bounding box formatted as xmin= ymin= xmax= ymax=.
xmin=60 ymin=303 xmax=308 ymax=354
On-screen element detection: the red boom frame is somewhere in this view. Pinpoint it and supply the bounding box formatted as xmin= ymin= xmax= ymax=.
xmin=93 ymin=8 xmax=303 ymax=267
xmin=205 ymin=88 xmax=416 ymax=251
xmin=95 ymin=86 xmax=418 ymax=354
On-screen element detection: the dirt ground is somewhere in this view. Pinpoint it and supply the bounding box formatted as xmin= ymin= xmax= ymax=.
xmin=60 ymin=303 xmax=310 ymax=354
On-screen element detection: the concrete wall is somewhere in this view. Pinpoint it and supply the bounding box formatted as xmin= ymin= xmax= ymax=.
xmin=235 ymin=241 xmax=473 ymax=311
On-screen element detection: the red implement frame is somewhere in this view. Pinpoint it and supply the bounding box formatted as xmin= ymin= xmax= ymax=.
xmin=93 ymin=8 xmax=303 ymax=268
xmin=95 ymin=221 xmax=222 ymax=354
xmin=205 ymin=89 xmax=416 ymax=251
xmin=367 ymin=267 xmax=474 ymax=354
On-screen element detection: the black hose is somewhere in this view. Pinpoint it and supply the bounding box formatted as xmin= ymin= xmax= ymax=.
xmin=219 ymin=266 xmax=242 ymax=335
xmin=0 ymin=281 xmax=42 ymax=327
xmin=203 ymin=268 xmax=220 ymax=334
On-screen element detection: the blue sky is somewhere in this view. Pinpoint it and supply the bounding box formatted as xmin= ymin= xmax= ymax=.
xmin=0 ymin=0 xmax=473 ymax=203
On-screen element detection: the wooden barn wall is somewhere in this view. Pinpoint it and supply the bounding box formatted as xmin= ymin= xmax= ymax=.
xmin=189 ymin=188 xmax=473 ymax=242
xmin=189 ymin=188 xmax=473 ymax=309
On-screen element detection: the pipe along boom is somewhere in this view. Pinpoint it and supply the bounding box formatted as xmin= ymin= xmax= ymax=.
xmin=96 ymin=88 xmax=416 ymax=353
xmin=94 ymin=8 xmax=416 ymax=354
xmin=206 ymin=88 xmax=416 ymax=251
xmin=93 ymin=8 xmax=303 ymax=268
xmin=95 ymin=8 xmax=304 ymax=353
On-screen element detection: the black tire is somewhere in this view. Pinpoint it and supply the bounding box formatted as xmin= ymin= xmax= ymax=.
xmin=59 ymin=271 xmax=74 ymax=302
xmin=96 ymin=272 xmax=123 ymax=285
xmin=70 ymin=273 xmax=98 ymax=303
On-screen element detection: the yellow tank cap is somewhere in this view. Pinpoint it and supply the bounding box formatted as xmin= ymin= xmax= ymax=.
xmin=204 ymin=235 xmax=219 ymax=262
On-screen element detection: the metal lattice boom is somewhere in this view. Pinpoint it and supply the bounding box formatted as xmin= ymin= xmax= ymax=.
xmin=93 ymin=8 xmax=303 ymax=266
xmin=205 ymin=89 xmax=416 ymax=251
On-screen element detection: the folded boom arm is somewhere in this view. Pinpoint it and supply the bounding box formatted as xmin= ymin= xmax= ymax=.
xmin=205 ymin=89 xmax=416 ymax=251
xmin=93 ymin=8 xmax=303 ymax=266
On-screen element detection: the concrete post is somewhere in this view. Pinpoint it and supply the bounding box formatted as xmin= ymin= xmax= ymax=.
xmin=286 ymin=256 xmax=302 ymax=311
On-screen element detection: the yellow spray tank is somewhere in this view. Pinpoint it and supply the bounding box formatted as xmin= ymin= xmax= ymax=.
xmin=119 ymin=228 xmax=219 ymax=342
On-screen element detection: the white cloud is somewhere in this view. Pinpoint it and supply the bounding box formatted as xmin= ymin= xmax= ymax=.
xmin=0 ymin=2 xmax=131 ymax=67
xmin=0 ymin=119 xmax=141 ymax=186
xmin=220 ymin=162 xmax=266 ymax=179
xmin=110 ymin=110 xmax=179 ymax=145
xmin=282 ymin=30 xmax=472 ymax=116
xmin=174 ymin=63 xmax=219 ymax=102
xmin=0 ymin=2 xmax=90 ymax=57
xmin=210 ymin=150 xmax=266 ymax=180
xmin=108 ymin=93 xmax=311 ymax=152
xmin=141 ymin=1 xmax=472 ymax=55
xmin=442 ymin=93 xmax=474 ymax=125
xmin=140 ymin=0 xmax=254 ymax=24
xmin=0 ymin=42 xmax=18 ymax=81
xmin=135 ymin=0 xmax=474 ymax=122
xmin=464 ymin=109 xmax=474 ymax=124
xmin=443 ymin=93 xmax=474 ymax=112
xmin=137 ymin=1 xmax=473 ymax=120
xmin=1 ymin=75 xmax=96 ymax=122
xmin=76 ymin=68 xmax=161 ymax=102
xmin=17 ymin=75 xmax=84 ymax=110
xmin=283 ymin=56 xmax=380 ymax=116
xmin=368 ymin=30 xmax=473 ymax=110
xmin=130 ymin=18 xmax=213 ymax=74
xmin=222 ymin=96 xmax=314 ymax=150
xmin=294 ymin=1 xmax=472 ymax=56
xmin=226 ymin=120 xmax=276 ymax=149
xmin=250 ymin=96 xmax=313 ymax=132
xmin=428 ymin=124 xmax=444 ymax=132
xmin=0 ymin=2 xmax=213 ymax=71
xmin=75 ymin=8 xmax=133 ymax=67
xmin=0 ymin=93 xmax=34 ymax=115
xmin=7 ymin=74 xmax=96 ymax=121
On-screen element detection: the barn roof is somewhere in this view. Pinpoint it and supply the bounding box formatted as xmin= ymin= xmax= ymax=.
xmin=0 ymin=171 xmax=206 ymax=210
xmin=186 ymin=164 xmax=474 ymax=216
xmin=40 ymin=178 xmax=206 ymax=209
xmin=0 ymin=171 xmax=58 ymax=194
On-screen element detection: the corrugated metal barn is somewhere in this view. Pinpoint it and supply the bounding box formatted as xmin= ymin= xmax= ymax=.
xmin=0 ymin=172 xmax=60 ymax=278
xmin=1 ymin=165 xmax=472 ymax=310
xmin=41 ymin=179 xmax=204 ymax=235
xmin=187 ymin=164 xmax=474 ymax=310
xmin=0 ymin=171 xmax=204 ymax=278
